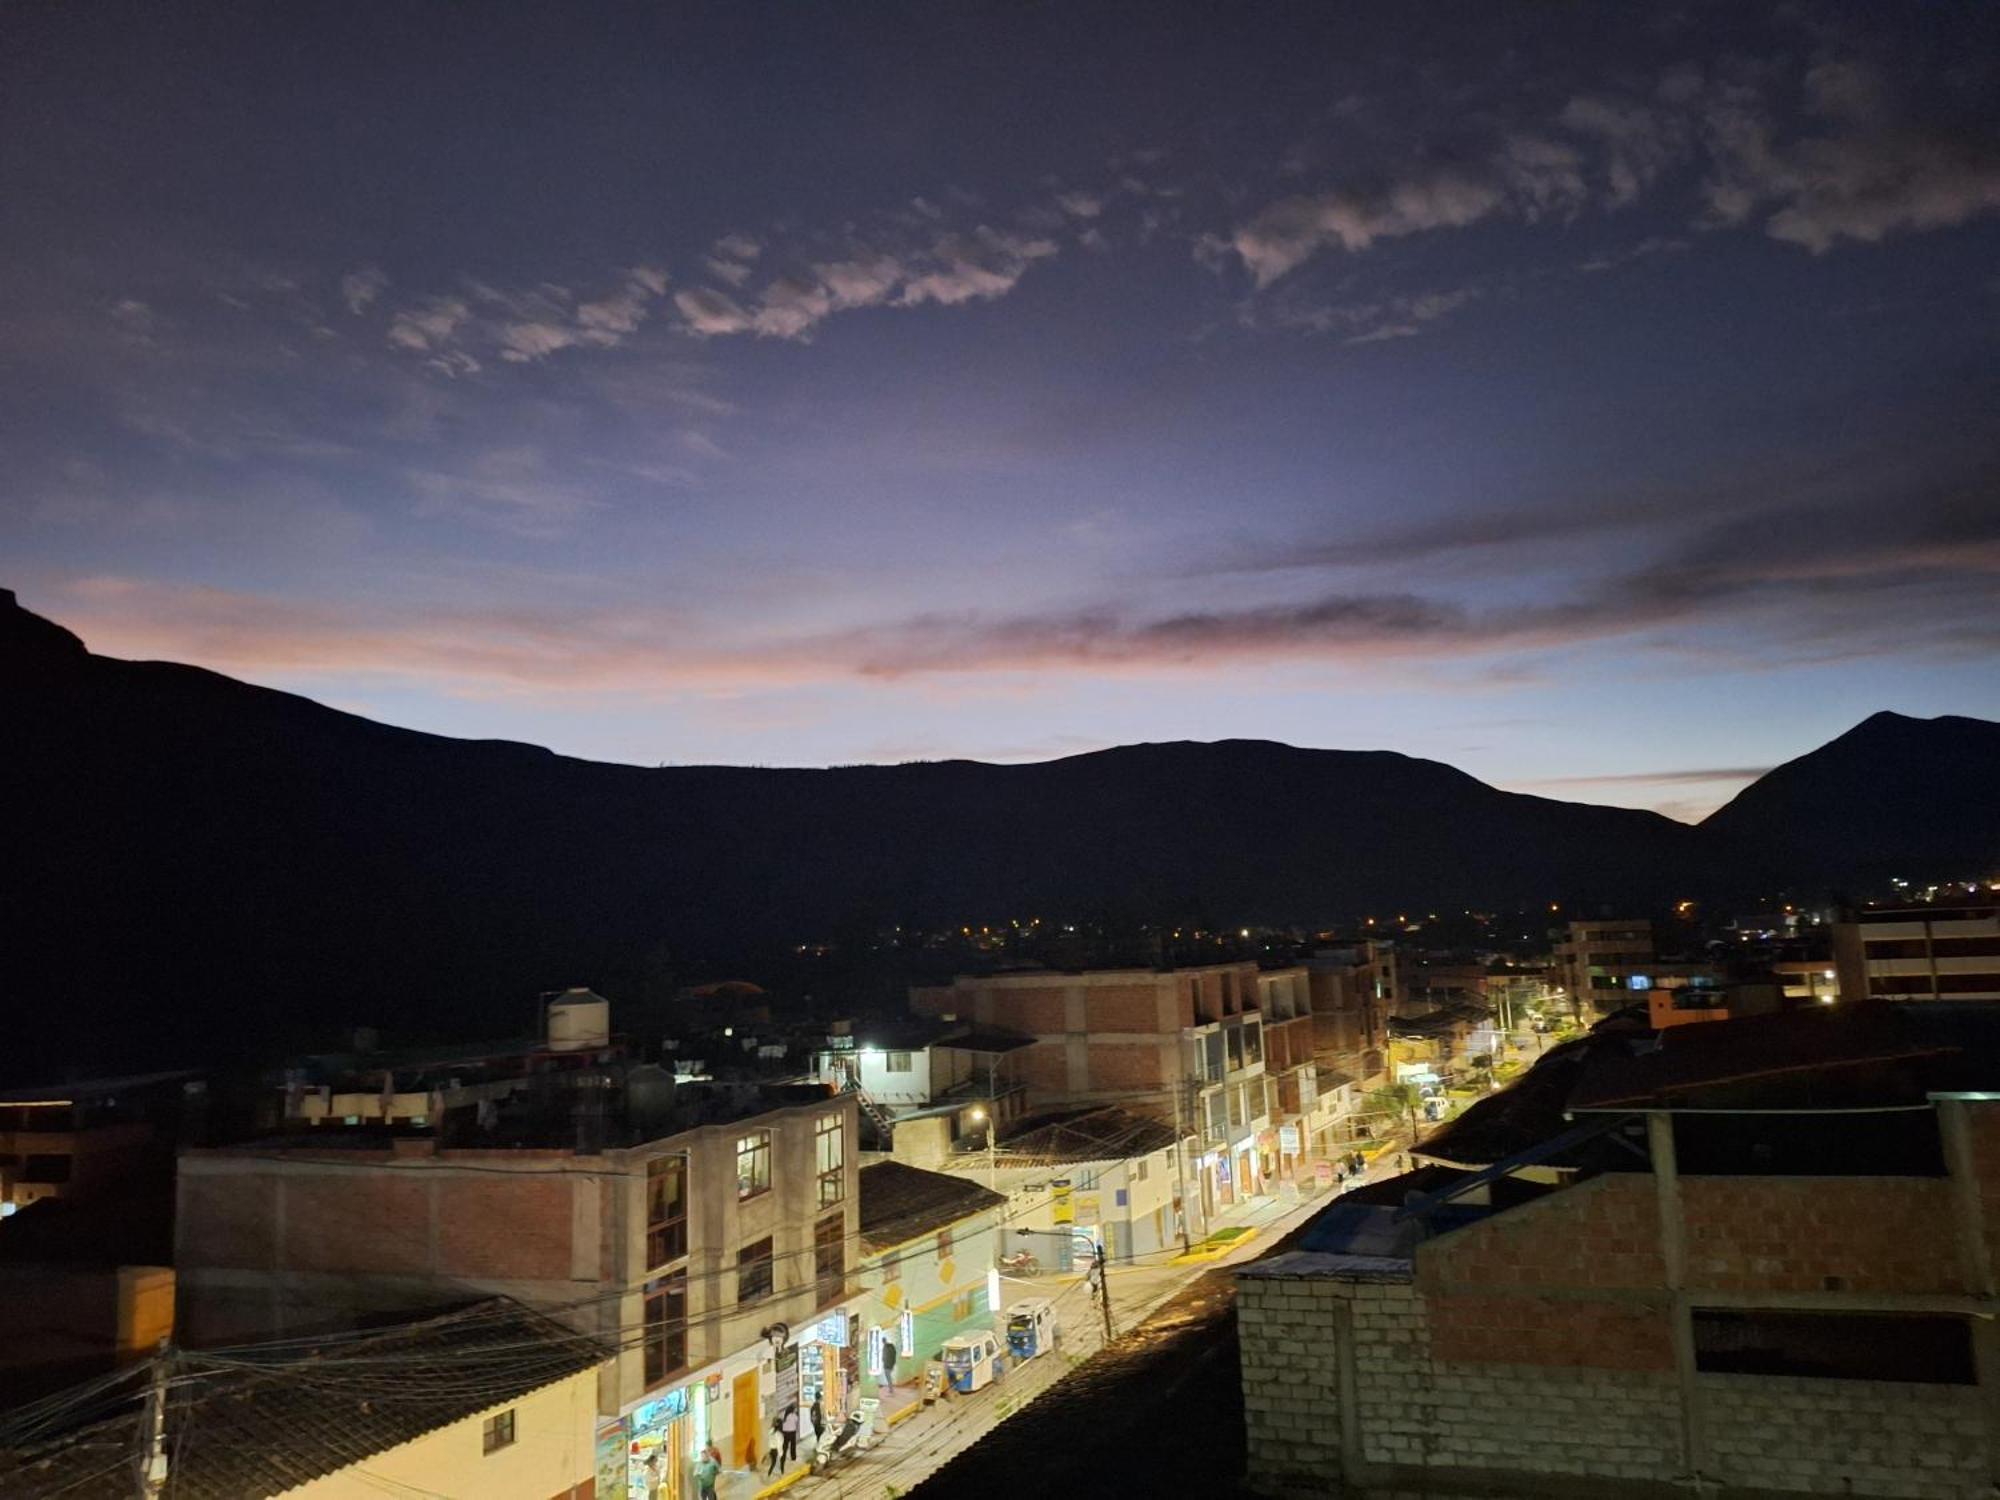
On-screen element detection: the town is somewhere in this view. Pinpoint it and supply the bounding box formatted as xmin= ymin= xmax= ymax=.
xmin=5 ymin=880 xmax=1998 ymax=1497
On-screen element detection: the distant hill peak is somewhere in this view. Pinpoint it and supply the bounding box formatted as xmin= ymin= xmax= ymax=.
xmin=0 ymin=588 xmax=86 ymax=660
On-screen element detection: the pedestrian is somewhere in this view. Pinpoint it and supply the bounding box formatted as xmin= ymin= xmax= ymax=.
xmin=810 ymin=1393 xmax=825 ymax=1446
xmin=764 ymin=1418 xmax=784 ymax=1477
xmin=693 ymin=1444 xmax=721 ymax=1500
xmin=780 ymin=1401 xmax=800 ymax=1464
xmin=881 ymin=1336 xmax=899 ymax=1393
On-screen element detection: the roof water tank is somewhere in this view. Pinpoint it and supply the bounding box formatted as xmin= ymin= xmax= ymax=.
xmin=547 ymin=988 xmax=612 ymax=1052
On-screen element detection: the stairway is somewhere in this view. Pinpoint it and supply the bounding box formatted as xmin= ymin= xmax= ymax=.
xmin=844 ymin=1081 xmax=898 ymax=1145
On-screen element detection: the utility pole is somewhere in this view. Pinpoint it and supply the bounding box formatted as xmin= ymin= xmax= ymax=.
xmin=1092 ymin=1237 xmax=1114 ymax=1342
xmin=1170 ymin=1075 xmax=1194 ymax=1255
xmin=135 ymin=1341 xmax=169 ymax=1499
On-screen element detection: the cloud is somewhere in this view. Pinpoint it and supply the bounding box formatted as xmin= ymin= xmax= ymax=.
xmin=1530 ymin=767 xmax=1772 ymax=787
xmin=1230 ymin=170 xmax=1510 ymax=286
xmin=1055 ymin=190 xmax=1103 ymax=219
xmin=673 ymin=286 xmax=754 ymax=337
xmin=340 ymin=267 xmax=388 ymax=316
xmin=406 ymin=447 xmax=603 ymax=535
xmin=1266 ymin=284 xmax=1483 ymax=344
xmin=712 ymin=233 xmax=761 ymax=262
xmin=382 ymin=267 xmax=668 ymax=369
xmin=672 ymin=227 xmax=1057 ymax=341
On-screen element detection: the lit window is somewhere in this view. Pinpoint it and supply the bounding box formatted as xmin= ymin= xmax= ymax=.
xmin=736 ymin=1132 xmax=771 ymax=1200
xmin=886 ymin=1052 xmax=913 ymax=1074
xmin=816 ymin=1115 xmax=845 ymax=1207
xmin=482 ymin=1409 xmax=516 ymax=1454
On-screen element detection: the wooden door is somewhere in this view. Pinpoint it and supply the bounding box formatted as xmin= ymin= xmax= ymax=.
xmin=732 ymin=1371 xmax=759 ymax=1468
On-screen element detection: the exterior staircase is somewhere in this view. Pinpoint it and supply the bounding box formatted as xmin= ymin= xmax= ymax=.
xmin=844 ymin=1081 xmax=898 ymax=1145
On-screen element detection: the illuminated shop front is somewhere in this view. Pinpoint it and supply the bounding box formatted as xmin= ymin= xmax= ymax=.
xmin=796 ymin=1309 xmax=860 ymax=1418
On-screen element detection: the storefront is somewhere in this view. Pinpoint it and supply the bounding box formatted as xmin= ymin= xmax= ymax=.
xmin=609 ymin=1377 xmax=712 ymax=1500
xmin=796 ymin=1309 xmax=861 ymax=1424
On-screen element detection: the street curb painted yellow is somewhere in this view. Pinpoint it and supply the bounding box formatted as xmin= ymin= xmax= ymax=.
xmin=753 ymin=1465 xmax=811 ymax=1498
xmin=1170 ymin=1225 xmax=1259 ymax=1264
xmin=887 ymin=1400 xmax=923 ymax=1427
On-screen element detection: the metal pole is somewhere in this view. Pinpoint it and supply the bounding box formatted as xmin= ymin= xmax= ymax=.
xmin=1094 ymin=1239 xmax=1114 ymax=1342
xmin=136 ymin=1341 xmax=168 ymax=1499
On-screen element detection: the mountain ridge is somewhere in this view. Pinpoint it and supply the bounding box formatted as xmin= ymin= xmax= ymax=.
xmin=3 ymin=588 xmax=1993 ymax=1080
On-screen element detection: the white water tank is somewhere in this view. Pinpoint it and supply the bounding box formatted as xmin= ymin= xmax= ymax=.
xmin=546 ymin=988 xmax=612 ymax=1051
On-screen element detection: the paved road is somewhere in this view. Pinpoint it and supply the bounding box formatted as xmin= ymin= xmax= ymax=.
xmin=785 ymin=1177 xmax=1366 ymax=1500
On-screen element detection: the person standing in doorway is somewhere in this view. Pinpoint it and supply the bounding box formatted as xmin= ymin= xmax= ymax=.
xmin=881 ymin=1336 xmax=899 ymax=1393
xmin=780 ymin=1402 xmax=800 ymax=1465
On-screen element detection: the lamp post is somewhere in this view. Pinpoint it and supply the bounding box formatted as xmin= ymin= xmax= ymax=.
xmin=968 ymin=1105 xmax=996 ymax=1186
xmin=1016 ymin=1227 xmax=1113 ymax=1342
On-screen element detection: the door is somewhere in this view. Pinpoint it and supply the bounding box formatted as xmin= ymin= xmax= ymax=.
xmin=732 ymin=1370 xmax=759 ymax=1468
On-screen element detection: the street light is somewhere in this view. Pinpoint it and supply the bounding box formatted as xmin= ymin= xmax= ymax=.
xmin=968 ymin=1105 xmax=996 ymax=1185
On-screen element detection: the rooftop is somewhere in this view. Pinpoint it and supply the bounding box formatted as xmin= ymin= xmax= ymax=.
xmin=998 ymin=1105 xmax=1177 ymax=1166
xmin=0 ymin=1299 xmax=608 ymax=1499
xmin=858 ymin=1161 xmax=1007 ymax=1253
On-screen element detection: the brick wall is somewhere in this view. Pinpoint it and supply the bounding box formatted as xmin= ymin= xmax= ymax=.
xmin=1427 ymin=1292 xmax=1672 ymax=1371
xmin=1420 ymin=1173 xmax=1665 ymax=1294
xmin=1085 ymin=1041 xmax=1166 ymax=1091
xmin=1959 ymin=1103 xmax=2000 ymax=1277
xmin=1679 ymin=1176 xmax=1964 ymax=1294
xmin=1087 ymin=983 xmax=1167 ymax=1032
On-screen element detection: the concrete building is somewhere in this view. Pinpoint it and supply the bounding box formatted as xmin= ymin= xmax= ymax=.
xmin=1554 ymin=918 xmax=1657 ymax=1016
xmin=1237 ymin=1002 xmax=2000 ymax=1500
xmin=0 ymin=1070 xmax=195 ymax=1215
xmin=1834 ymin=903 xmax=2000 ymax=1003
xmin=174 ymin=993 xmax=863 ymax=1500
xmin=854 ymin=1161 xmax=1007 ymax=1395
xmin=911 ymin=963 xmax=1280 ymax=1210
xmin=987 ymin=1105 xmax=1185 ymax=1262
xmin=1304 ymin=943 xmax=1394 ymax=1084
xmin=809 ymin=1019 xmax=1036 ymax=1157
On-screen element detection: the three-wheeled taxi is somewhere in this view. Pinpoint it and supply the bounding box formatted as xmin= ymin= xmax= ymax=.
xmin=939 ymin=1331 xmax=1006 ymax=1393
xmin=1004 ymin=1297 xmax=1060 ymax=1362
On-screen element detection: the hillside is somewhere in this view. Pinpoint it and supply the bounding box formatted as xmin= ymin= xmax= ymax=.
xmin=4 ymin=589 xmax=1989 ymax=1078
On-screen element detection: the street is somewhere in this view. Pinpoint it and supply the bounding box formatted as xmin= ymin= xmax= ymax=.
xmin=731 ymin=1144 xmax=1411 ymax=1500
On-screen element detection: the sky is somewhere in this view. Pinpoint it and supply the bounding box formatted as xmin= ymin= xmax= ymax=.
xmin=2 ymin=2 xmax=1996 ymax=822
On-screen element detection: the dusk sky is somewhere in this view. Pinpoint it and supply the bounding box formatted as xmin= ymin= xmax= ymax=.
xmin=4 ymin=2 xmax=1996 ymax=821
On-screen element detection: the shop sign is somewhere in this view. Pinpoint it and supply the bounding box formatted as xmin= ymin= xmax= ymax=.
xmin=1314 ymin=1160 xmax=1334 ymax=1187
xmin=815 ymin=1312 xmax=850 ymax=1348
xmin=1074 ymin=1191 xmax=1101 ymax=1227
xmin=595 ymin=1419 xmax=627 ymax=1500
xmin=1051 ymin=1179 xmax=1073 ymax=1224
xmin=1279 ymin=1125 xmax=1300 ymax=1154
xmin=774 ymin=1345 xmax=799 ymax=1412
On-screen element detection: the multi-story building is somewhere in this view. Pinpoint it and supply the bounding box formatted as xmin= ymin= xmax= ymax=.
xmin=1554 ymin=918 xmax=1657 ymax=1015
xmin=1304 ymin=943 xmax=1394 ymax=1084
xmin=809 ymin=1019 xmax=1035 ymax=1158
xmin=0 ymin=1070 xmax=195 ymax=1215
xmin=984 ymin=1105 xmax=1185 ymax=1262
xmin=911 ymin=963 xmax=1279 ymax=1210
xmin=854 ymin=1161 xmax=1006 ymax=1397
xmin=1834 ymin=904 xmax=2000 ymax=1003
xmin=174 ymin=991 xmax=863 ymax=1500
xmin=1237 ymin=1001 xmax=2000 ymax=1499
xmin=1256 ymin=969 xmax=1320 ymax=1189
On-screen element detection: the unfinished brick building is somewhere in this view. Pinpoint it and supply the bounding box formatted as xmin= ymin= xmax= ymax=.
xmin=1237 ymin=1002 xmax=2000 ymax=1499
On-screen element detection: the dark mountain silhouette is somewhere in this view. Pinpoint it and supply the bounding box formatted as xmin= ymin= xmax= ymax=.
xmin=1701 ymin=710 xmax=2000 ymax=880
xmin=1 ymin=589 xmax=1988 ymax=1078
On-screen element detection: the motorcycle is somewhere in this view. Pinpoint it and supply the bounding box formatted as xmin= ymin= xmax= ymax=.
xmin=997 ymin=1249 xmax=1041 ymax=1277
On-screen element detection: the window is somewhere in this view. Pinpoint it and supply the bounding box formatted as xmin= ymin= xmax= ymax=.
xmin=936 ymin=1226 xmax=954 ymax=1260
xmin=643 ymin=1270 xmax=687 ymax=1384
xmin=814 ymin=1214 xmax=845 ymax=1305
xmin=737 ymin=1236 xmax=775 ymax=1304
xmin=1693 ymin=1310 xmax=1974 ymax=1384
xmin=1242 ymin=1021 xmax=1262 ymax=1067
xmin=736 ymin=1131 xmax=771 ymax=1200
xmin=646 ymin=1154 xmax=687 ymax=1268
xmin=816 ymin=1114 xmax=845 ymax=1207
xmin=885 ymin=1052 xmax=913 ymax=1073
xmin=1135 ymin=1158 xmax=1149 ymax=1183
xmin=481 ymin=1409 xmax=516 ymax=1454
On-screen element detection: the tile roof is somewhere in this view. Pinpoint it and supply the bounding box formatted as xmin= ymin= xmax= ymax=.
xmin=858 ymin=1161 xmax=1006 ymax=1253
xmin=0 ymin=1299 xmax=609 ymax=1500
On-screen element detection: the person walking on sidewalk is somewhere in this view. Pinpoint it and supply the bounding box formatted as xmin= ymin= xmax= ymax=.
xmin=780 ymin=1401 xmax=800 ymax=1465
xmin=764 ymin=1418 xmax=784 ymax=1477
xmin=881 ymin=1337 xmax=900 ymax=1393
xmin=809 ymin=1394 xmax=825 ymax=1447
xmin=693 ymin=1445 xmax=721 ymax=1500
